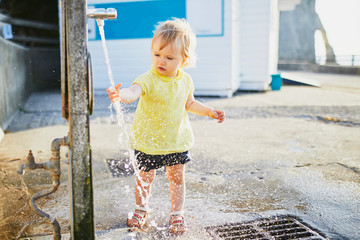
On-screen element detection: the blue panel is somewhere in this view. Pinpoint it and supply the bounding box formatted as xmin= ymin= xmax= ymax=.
xmin=89 ymin=0 xmax=186 ymax=40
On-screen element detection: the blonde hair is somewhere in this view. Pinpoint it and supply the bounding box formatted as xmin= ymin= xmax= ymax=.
xmin=152 ymin=18 xmax=197 ymax=68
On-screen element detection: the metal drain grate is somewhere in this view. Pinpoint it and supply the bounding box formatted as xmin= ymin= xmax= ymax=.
xmin=106 ymin=159 xmax=134 ymax=177
xmin=206 ymin=215 xmax=328 ymax=240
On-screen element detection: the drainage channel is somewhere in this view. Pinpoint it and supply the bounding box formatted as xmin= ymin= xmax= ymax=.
xmin=206 ymin=215 xmax=328 ymax=240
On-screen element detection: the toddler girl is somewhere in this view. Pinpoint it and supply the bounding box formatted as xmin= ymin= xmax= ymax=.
xmin=107 ymin=18 xmax=225 ymax=235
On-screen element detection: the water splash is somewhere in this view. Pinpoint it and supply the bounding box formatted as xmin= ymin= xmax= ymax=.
xmin=97 ymin=24 xmax=149 ymax=206
xmin=98 ymin=24 xmax=126 ymax=138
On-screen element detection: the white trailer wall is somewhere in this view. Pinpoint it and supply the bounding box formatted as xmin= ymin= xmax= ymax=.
xmin=186 ymin=0 xmax=233 ymax=97
xmin=87 ymin=0 xmax=282 ymax=96
xmin=237 ymin=0 xmax=279 ymax=90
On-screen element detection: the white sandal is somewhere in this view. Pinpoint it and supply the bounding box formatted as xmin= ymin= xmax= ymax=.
xmin=169 ymin=211 xmax=187 ymax=235
xmin=127 ymin=206 xmax=149 ymax=229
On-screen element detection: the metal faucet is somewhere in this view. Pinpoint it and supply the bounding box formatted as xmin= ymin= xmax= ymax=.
xmin=17 ymin=150 xmax=48 ymax=174
xmin=87 ymin=8 xmax=117 ymax=27
xmin=87 ymin=8 xmax=117 ymax=20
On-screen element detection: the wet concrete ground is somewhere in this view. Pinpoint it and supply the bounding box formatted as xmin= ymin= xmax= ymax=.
xmin=0 ymin=71 xmax=360 ymax=239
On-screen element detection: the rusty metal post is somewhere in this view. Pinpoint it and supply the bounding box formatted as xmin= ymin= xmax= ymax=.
xmin=64 ymin=0 xmax=95 ymax=239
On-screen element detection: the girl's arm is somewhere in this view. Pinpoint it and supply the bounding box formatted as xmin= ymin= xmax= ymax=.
xmin=185 ymin=94 xmax=225 ymax=123
xmin=106 ymin=83 xmax=143 ymax=103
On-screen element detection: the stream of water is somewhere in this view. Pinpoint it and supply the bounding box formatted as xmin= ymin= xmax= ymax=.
xmin=97 ymin=23 xmax=149 ymax=207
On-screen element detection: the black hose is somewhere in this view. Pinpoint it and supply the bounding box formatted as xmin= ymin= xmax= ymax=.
xmin=30 ymin=175 xmax=61 ymax=240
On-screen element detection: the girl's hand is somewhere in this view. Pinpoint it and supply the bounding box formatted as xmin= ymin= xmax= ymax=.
xmin=209 ymin=109 xmax=225 ymax=123
xmin=106 ymin=83 xmax=122 ymax=103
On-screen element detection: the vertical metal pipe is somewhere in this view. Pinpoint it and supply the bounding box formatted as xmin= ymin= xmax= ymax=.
xmin=60 ymin=0 xmax=68 ymax=120
xmin=65 ymin=0 xmax=95 ymax=239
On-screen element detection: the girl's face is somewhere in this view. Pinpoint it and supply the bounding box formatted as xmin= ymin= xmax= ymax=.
xmin=151 ymin=37 xmax=185 ymax=78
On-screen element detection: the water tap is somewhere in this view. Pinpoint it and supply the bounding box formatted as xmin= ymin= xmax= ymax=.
xmin=87 ymin=8 xmax=117 ymax=20
xmin=87 ymin=8 xmax=117 ymax=27
xmin=17 ymin=150 xmax=49 ymax=175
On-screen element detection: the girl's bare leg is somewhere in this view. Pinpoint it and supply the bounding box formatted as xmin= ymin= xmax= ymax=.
xmin=167 ymin=164 xmax=187 ymax=233
xmin=166 ymin=164 xmax=186 ymax=212
xmin=128 ymin=169 xmax=156 ymax=227
xmin=135 ymin=169 xmax=156 ymax=207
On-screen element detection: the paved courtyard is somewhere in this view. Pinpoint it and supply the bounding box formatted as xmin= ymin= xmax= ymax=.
xmin=0 ymin=71 xmax=359 ymax=239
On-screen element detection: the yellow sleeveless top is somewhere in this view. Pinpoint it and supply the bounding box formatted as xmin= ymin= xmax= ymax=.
xmin=130 ymin=66 xmax=194 ymax=155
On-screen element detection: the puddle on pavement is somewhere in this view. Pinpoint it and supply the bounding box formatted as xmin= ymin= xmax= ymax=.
xmin=280 ymin=166 xmax=360 ymax=239
xmin=185 ymin=169 xmax=307 ymax=214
